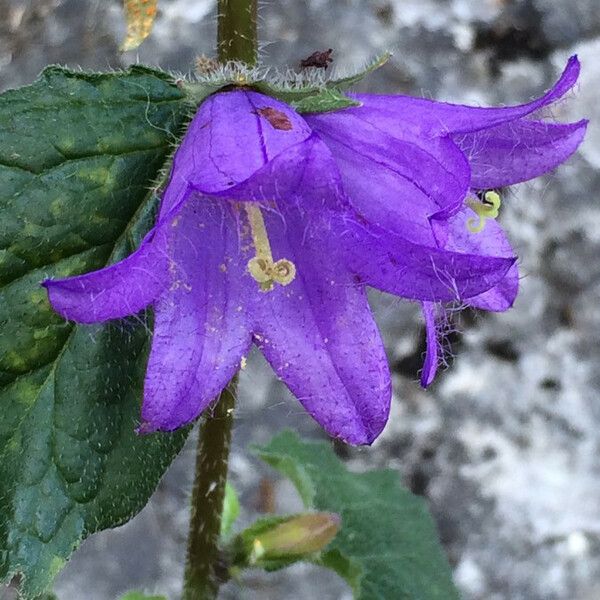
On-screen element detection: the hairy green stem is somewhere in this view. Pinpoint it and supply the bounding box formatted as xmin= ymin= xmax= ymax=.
xmin=182 ymin=377 xmax=237 ymax=600
xmin=217 ymin=0 xmax=258 ymax=65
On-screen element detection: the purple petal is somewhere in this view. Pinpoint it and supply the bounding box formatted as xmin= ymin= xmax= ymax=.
xmin=246 ymin=141 xmax=391 ymax=445
xmin=140 ymin=198 xmax=252 ymax=432
xmin=454 ymin=119 xmax=588 ymax=189
xmin=45 ymin=91 xmax=315 ymax=327
xmin=207 ymin=133 xmax=335 ymax=207
xmin=307 ymin=112 xmax=469 ymax=244
xmin=348 ymin=56 xmax=580 ymax=136
xmin=468 ymin=262 xmax=519 ymax=312
xmin=252 ymin=225 xmax=391 ymax=445
xmin=43 ymin=226 xmax=169 ymax=323
xmin=159 ymin=172 xmax=193 ymax=220
xmin=250 ymin=134 xmax=514 ymax=305
xmin=341 ymin=217 xmax=515 ymax=302
xmin=421 ymin=301 xmax=441 ymax=387
xmin=438 ymin=204 xmax=518 ymax=311
xmin=141 ymin=135 xmax=343 ymax=431
xmin=160 ymin=90 xmax=311 ymax=214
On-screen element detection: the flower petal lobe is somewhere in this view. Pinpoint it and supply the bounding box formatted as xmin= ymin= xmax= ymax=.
xmin=348 ymin=56 xmax=580 ymax=135
xmin=455 ymin=119 xmax=588 ymax=189
xmin=43 ymin=226 xmax=169 ymax=323
xmin=141 ymin=198 xmax=253 ymax=431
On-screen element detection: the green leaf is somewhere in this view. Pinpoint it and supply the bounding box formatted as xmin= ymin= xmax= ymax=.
xmin=0 ymin=66 xmax=192 ymax=598
xmin=220 ymin=482 xmax=241 ymax=538
xmin=119 ymin=592 xmax=166 ymax=600
xmin=290 ymin=88 xmax=361 ymax=114
xmin=256 ymin=431 xmax=461 ymax=600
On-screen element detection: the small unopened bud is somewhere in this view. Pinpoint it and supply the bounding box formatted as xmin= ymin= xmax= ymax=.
xmin=249 ymin=512 xmax=341 ymax=564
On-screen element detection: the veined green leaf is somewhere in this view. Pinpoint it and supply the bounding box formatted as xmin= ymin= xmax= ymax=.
xmin=0 ymin=65 xmax=191 ymax=598
xmin=256 ymin=431 xmax=461 ymax=600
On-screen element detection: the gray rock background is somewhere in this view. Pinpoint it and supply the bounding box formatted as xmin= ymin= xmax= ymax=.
xmin=1 ymin=0 xmax=599 ymax=599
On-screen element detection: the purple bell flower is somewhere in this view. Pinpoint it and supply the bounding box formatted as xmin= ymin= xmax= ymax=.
xmin=43 ymin=57 xmax=586 ymax=445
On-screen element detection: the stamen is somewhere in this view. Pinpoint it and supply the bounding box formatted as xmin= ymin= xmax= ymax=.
xmin=245 ymin=204 xmax=297 ymax=292
xmin=466 ymin=191 xmax=501 ymax=233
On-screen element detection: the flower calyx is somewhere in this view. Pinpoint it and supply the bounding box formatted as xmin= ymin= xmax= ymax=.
xmin=183 ymin=52 xmax=391 ymax=114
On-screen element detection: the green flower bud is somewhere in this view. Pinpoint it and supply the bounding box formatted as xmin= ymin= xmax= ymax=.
xmin=249 ymin=512 xmax=341 ymax=564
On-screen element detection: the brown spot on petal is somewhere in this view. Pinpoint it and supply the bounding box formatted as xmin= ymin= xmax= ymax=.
xmin=257 ymin=107 xmax=293 ymax=131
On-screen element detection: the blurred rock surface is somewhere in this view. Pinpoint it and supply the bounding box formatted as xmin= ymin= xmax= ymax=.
xmin=1 ymin=1 xmax=599 ymax=599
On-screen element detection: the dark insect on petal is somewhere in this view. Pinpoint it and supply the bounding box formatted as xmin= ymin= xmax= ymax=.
xmin=257 ymin=107 xmax=294 ymax=131
xmin=300 ymin=48 xmax=334 ymax=69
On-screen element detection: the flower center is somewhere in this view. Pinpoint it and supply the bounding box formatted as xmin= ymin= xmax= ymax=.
xmin=245 ymin=204 xmax=296 ymax=292
xmin=466 ymin=190 xmax=501 ymax=233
